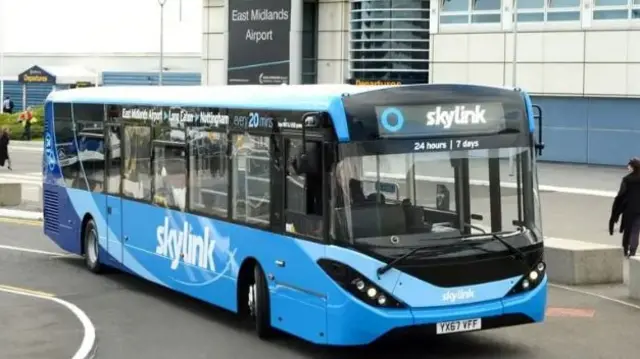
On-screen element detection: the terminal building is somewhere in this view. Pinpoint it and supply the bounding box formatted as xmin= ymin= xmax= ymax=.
xmin=202 ymin=0 xmax=640 ymax=166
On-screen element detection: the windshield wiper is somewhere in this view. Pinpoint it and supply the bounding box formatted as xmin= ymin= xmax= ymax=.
xmin=376 ymin=223 xmax=530 ymax=277
xmin=459 ymin=223 xmax=527 ymax=263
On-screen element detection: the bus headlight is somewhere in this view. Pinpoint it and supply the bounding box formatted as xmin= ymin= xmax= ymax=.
xmin=317 ymin=258 xmax=406 ymax=309
xmin=366 ymin=287 xmax=377 ymax=298
xmin=508 ymin=260 xmax=546 ymax=295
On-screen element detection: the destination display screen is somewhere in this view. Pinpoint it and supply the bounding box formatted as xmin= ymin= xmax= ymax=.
xmin=374 ymin=102 xmax=509 ymax=138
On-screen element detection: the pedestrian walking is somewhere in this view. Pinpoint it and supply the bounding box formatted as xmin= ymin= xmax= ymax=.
xmin=0 ymin=127 xmax=12 ymax=171
xmin=609 ymin=157 xmax=640 ymax=257
xmin=2 ymin=96 xmax=14 ymax=114
xmin=17 ymin=106 xmax=34 ymax=140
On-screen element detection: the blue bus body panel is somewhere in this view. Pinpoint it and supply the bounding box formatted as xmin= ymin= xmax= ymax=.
xmin=49 ymin=182 xmax=547 ymax=345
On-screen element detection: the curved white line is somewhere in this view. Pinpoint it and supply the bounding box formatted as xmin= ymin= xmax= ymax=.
xmin=0 ymin=286 xmax=97 ymax=359
xmin=549 ymin=283 xmax=640 ymax=310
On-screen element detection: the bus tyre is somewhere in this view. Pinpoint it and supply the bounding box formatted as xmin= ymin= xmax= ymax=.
xmin=251 ymin=265 xmax=273 ymax=339
xmin=83 ymin=219 xmax=102 ymax=274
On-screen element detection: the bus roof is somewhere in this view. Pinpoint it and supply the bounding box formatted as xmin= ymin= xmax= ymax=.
xmin=45 ymin=83 xmax=522 ymax=110
xmin=45 ymin=84 xmax=395 ymax=111
xmin=45 ymin=84 xmax=532 ymax=141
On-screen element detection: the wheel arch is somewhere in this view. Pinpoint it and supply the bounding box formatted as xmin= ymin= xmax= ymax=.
xmin=236 ymin=256 xmax=260 ymax=315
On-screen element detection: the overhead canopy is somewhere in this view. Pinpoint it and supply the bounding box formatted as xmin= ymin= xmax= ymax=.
xmin=18 ymin=65 xmax=98 ymax=85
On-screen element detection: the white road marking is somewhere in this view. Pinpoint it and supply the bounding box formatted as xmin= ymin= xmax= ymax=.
xmin=549 ymin=283 xmax=640 ymax=311
xmin=10 ymin=146 xmax=42 ymax=152
xmin=0 ymin=284 xmax=96 ymax=359
xmin=0 ymin=244 xmax=65 ymax=256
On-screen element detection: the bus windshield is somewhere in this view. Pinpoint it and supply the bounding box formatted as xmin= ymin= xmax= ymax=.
xmin=330 ymin=142 xmax=541 ymax=246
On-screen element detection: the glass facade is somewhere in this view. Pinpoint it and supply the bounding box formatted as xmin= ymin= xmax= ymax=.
xmin=349 ymin=0 xmax=430 ymax=84
xmin=592 ymin=0 xmax=640 ymax=20
xmin=302 ymin=0 xmax=318 ymax=84
xmin=438 ymin=0 xmax=640 ymax=24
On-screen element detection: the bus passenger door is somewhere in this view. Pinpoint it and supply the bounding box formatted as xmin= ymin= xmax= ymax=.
xmin=105 ymin=124 xmax=124 ymax=264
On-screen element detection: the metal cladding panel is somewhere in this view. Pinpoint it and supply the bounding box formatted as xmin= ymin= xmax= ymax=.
xmin=102 ymin=71 xmax=202 ymax=86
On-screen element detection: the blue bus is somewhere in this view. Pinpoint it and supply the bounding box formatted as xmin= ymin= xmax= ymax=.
xmin=42 ymin=84 xmax=547 ymax=346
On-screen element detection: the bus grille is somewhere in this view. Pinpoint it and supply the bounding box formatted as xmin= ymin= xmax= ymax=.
xmin=43 ymin=190 xmax=59 ymax=234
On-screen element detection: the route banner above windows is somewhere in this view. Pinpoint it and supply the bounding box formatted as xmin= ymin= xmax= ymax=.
xmin=227 ymin=0 xmax=291 ymax=85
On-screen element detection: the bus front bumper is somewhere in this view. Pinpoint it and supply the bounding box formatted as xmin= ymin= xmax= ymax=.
xmin=325 ymin=276 xmax=547 ymax=346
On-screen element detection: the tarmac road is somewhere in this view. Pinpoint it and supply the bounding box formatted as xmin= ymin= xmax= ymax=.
xmin=1 ymin=220 xmax=640 ymax=359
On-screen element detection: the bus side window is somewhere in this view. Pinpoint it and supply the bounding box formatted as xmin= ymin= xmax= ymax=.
xmin=285 ymin=139 xmax=323 ymax=239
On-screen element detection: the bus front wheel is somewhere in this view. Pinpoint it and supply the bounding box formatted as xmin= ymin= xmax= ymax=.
xmin=249 ymin=264 xmax=273 ymax=339
xmin=83 ymin=219 xmax=102 ymax=274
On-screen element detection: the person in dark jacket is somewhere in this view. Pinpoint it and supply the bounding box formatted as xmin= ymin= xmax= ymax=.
xmin=0 ymin=128 xmax=12 ymax=170
xmin=609 ymin=157 xmax=640 ymax=257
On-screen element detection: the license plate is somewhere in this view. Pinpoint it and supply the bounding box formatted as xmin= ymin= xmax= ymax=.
xmin=436 ymin=318 xmax=482 ymax=335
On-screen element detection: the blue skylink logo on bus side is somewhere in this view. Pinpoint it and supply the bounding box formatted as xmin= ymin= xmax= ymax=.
xmin=379 ymin=107 xmax=405 ymax=132
xmin=44 ymin=133 xmax=57 ymax=171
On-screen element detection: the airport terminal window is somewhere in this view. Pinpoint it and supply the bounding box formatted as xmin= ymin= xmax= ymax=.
xmin=546 ymin=0 xmax=581 ymax=21
xmin=438 ymin=0 xmax=582 ymax=24
xmin=440 ymin=0 xmax=502 ymax=24
xmin=231 ymin=134 xmax=271 ymax=227
xmin=349 ymin=0 xmax=430 ymax=83
xmin=593 ymin=0 xmax=637 ymax=20
xmin=189 ymin=131 xmax=229 ymax=217
xmin=302 ymin=0 xmax=318 ymax=84
xmin=122 ymin=126 xmax=152 ymax=201
xmin=513 ymin=0 xmax=544 ymax=22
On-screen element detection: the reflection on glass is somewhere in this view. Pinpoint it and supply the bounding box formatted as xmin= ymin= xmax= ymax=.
xmin=518 ymin=12 xmax=545 ymax=22
xmin=441 ymin=0 xmax=469 ymax=11
xmin=122 ymin=126 xmax=151 ymax=200
xmin=76 ymin=122 xmax=106 ymax=192
xmin=471 ymin=14 xmax=501 ymax=23
xmin=595 ymin=0 xmax=628 ymax=5
xmin=55 ymin=120 xmax=81 ymax=189
xmin=106 ymin=126 xmax=122 ymax=195
xmin=331 ymin=143 xmax=539 ymax=245
xmin=473 ymin=0 xmax=501 ymax=11
xmin=232 ymin=135 xmax=271 ymax=226
xmin=349 ymin=0 xmax=429 ymax=83
xmin=593 ymin=9 xmax=629 ymax=20
xmin=189 ymin=131 xmax=229 ymax=216
xmin=154 ymin=143 xmax=186 ymax=210
xmin=548 ymin=0 xmax=580 ymax=7
xmin=518 ymin=0 xmax=545 ymax=9
xmin=547 ymin=11 xmax=580 ymax=21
